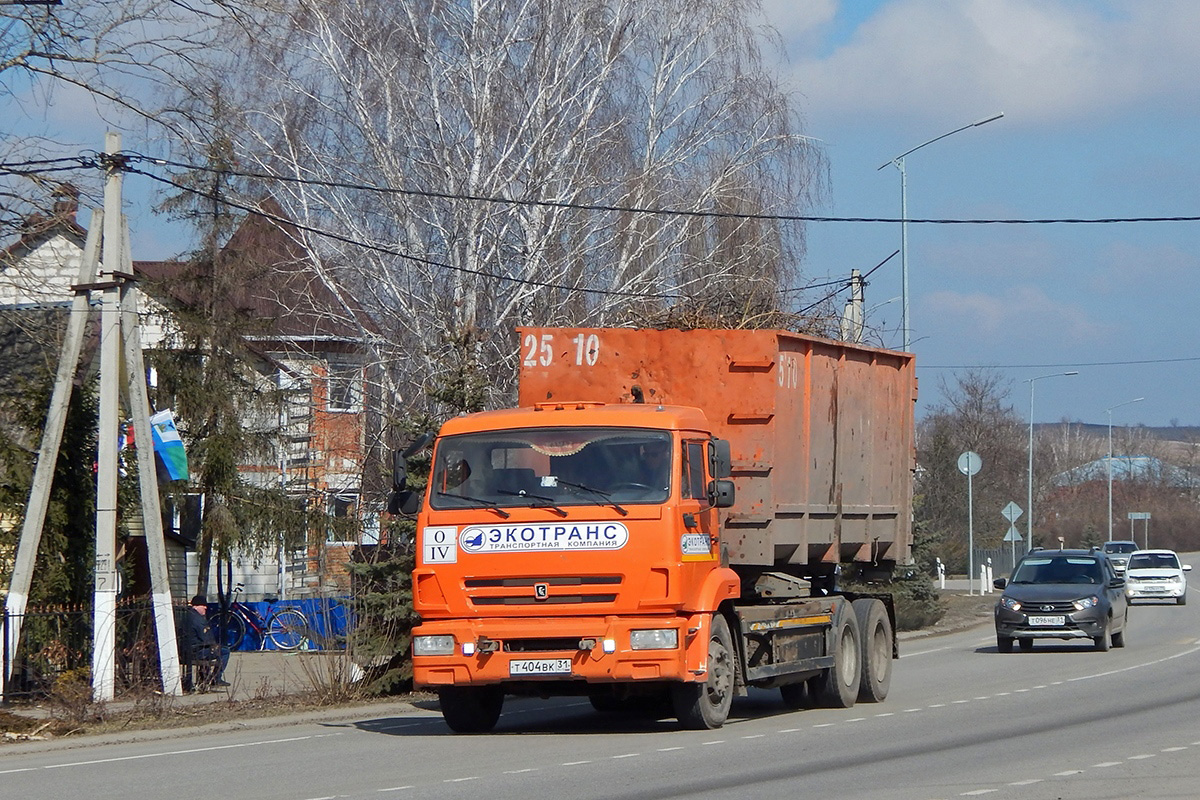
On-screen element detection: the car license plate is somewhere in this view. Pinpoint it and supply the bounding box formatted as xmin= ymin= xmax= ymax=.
xmin=1028 ymin=615 xmax=1065 ymax=626
xmin=509 ymin=658 xmax=572 ymax=676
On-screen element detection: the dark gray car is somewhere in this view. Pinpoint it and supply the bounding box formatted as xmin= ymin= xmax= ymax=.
xmin=993 ymin=548 xmax=1128 ymax=652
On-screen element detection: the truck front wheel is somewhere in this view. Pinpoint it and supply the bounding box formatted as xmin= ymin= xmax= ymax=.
xmin=439 ymin=685 xmax=504 ymax=733
xmin=672 ymin=614 xmax=735 ymax=729
xmin=810 ymin=602 xmax=861 ymax=708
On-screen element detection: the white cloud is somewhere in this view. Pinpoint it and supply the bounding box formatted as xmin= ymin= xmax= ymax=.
xmin=782 ymin=0 xmax=1200 ymax=124
xmin=922 ymin=285 xmax=1113 ymax=346
xmin=760 ymin=0 xmax=838 ymax=39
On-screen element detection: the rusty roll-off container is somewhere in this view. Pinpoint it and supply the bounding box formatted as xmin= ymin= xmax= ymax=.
xmin=516 ymin=328 xmax=916 ymax=573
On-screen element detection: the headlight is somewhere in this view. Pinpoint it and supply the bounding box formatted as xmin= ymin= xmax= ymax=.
xmin=1000 ymin=597 xmax=1022 ymax=612
xmin=630 ymin=629 xmax=678 ymax=650
xmin=413 ymin=634 xmax=456 ymax=656
xmin=1073 ymin=596 xmax=1099 ymax=611
xmin=1168 ymin=575 xmax=1183 ymax=584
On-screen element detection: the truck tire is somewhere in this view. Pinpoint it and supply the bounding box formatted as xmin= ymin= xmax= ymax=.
xmin=438 ymin=685 xmax=504 ymax=733
xmin=852 ymin=598 xmax=893 ymax=703
xmin=810 ymin=601 xmax=861 ymax=708
xmin=672 ymin=614 xmax=735 ymax=729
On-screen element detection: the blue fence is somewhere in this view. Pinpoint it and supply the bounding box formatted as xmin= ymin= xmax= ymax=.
xmin=214 ymin=597 xmax=351 ymax=652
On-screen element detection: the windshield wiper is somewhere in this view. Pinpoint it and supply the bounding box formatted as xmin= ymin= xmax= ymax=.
xmin=496 ymin=488 xmax=568 ymax=517
xmin=435 ymin=490 xmax=510 ymax=518
xmin=556 ymin=479 xmax=628 ymax=516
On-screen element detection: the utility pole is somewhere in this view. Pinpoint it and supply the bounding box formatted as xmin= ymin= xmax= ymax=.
xmin=2 ymin=133 xmax=182 ymax=702
xmin=840 ymin=269 xmax=864 ymax=343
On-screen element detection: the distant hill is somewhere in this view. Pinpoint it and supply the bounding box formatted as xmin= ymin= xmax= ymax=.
xmin=1038 ymin=422 xmax=1200 ymax=444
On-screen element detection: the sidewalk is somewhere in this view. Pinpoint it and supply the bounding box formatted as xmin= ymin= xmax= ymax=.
xmin=176 ymin=649 xmax=357 ymax=705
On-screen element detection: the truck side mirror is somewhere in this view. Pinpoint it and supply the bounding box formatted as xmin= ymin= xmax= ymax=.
xmin=388 ymin=490 xmax=422 ymax=516
xmin=709 ymin=479 xmax=735 ymax=508
xmin=710 ymin=438 xmax=732 ymax=478
xmin=389 ymin=432 xmax=435 ymax=512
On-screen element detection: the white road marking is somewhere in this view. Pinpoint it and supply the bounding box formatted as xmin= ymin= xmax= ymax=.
xmin=1128 ymin=754 xmax=1156 ymax=760
xmin=562 ymin=760 xmax=592 ymax=766
xmin=1008 ymin=779 xmax=1042 ymax=786
xmin=1092 ymin=762 xmax=1122 ymax=768
xmin=28 ymin=733 xmax=342 ymax=772
xmin=1054 ymin=770 xmax=1083 ymax=776
xmin=376 ymin=787 xmax=414 ymax=793
xmin=611 ymin=753 xmax=640 ymax=759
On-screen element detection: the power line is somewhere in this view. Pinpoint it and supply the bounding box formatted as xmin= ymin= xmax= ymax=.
xmin=6 ymin=154 xmax=1200 ymax=225
xmin=122 ymin=154 xmax=1200 ymax=225
xmin=126 ymin=166 xmax=697 ymax=301
xmin=919 ymin=356 xmax=1200 ymax=370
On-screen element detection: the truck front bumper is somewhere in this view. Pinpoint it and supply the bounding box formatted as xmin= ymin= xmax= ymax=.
xmin=412 ymin=614 xmax=709 ymax=688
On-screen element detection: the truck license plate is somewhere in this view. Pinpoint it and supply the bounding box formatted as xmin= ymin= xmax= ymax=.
xmin=1028 ymin=615 xmax=1065 ymax=626
xmin=509 ymin=658 xmax=572 ymax=676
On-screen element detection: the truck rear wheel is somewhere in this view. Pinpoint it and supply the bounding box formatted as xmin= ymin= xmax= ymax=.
xmin=439 ymin=685 xmax=504 ymax=733
xmin=672 ymin=614 xmax=735 ymax=729
xmin=852 ymin=598 xmax=893 ymax=703
xmin=810 ymin=601 xmax=861 ymax=708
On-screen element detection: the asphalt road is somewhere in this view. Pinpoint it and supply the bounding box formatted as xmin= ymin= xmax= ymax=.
xmin=3 ymin=584 xmax=1199 ymax=800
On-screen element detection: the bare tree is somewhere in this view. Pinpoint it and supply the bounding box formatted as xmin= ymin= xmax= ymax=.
xmin=157 ymin=0 xmax=826 ymax=425
xmin=1 ymin=0 xmax=247 ymax=239
xmin=916 ymin=371 xmax=1026 ymax=571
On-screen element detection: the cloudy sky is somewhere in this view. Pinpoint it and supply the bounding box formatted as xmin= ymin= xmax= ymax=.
xmin=10 ymin=1 xmax=1197 ymax=429
xmin=762 ymin=0 xmax=1200 ymax=428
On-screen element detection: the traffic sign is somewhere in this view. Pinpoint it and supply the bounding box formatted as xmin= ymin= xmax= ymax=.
xmin=957 ymin=451 xmax=982 ymax=476
xmin=1001 ymin=502 xmax=1022 ymax=522
xmin=1003 ymin=525 xmax=1022 ymax=542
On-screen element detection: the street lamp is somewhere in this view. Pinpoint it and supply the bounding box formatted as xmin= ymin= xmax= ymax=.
xmin=878 ymin=113 xmax=1004 ymax=352
xmin=1107 ymin=397 xmax=1145 ymax=541
xmin=1026 ymin=371 xmax=1078 ymax=550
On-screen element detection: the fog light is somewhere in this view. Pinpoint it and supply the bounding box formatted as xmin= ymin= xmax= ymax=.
xmin=602 ymin=638 xmax=617 ymax=654
xmin=630 ymin=629 xmax=679 ymax=650
xmin=461 ymin=641 xmax=476 ymax=656
xmin=413 ymin=634 xmax=455 ymax=656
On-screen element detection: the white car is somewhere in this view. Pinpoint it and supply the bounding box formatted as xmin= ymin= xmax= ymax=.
xmin=1125 ymin=549 xmax=1190 ymax=605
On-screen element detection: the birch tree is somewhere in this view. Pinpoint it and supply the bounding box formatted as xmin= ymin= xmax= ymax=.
xmin=163 ymin=0 xmax=826 ymax=421
xmin=1 ymin=0 xmax=249 ymax=238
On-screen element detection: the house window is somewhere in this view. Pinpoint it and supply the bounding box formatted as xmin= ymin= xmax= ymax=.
xmin=326 ymin=361 xmax=361 ymax=412
xmin=161 ymin=493 xmax=204 ymax=547
xmin=327 ymin=493 xmax=359 ymax=544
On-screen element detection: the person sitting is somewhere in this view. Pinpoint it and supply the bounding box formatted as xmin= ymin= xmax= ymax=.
xmin=179 ymin=594 xmax=230 ymax=690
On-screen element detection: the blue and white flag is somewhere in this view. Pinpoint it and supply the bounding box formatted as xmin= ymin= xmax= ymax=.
xmin=150 ymin=409 xmax=189 ymax=481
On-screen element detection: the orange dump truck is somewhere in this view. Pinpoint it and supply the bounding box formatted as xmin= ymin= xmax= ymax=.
xmin=393 ymin=328 xmax=916 ymax=732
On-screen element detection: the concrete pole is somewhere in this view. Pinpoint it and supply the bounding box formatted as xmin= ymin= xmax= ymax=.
xmin=92 ymin=132 xmax=123 ymax=702
xmin=1 ymin=212 xmax=103 ymax=700
xmin=119 ymin=241 xmax=183 ymax=696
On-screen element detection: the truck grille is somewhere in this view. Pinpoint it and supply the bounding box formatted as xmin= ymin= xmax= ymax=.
xmin=465 ymin=575 xmax=621 ymax=607
xmin=472 ymin=594 xmax=617 ymax=606
xmin=504 ymin=638 xmax=585 ymax=652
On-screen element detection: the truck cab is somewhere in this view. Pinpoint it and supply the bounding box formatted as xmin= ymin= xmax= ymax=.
xmin=407 ymin=402 xmax=740 ymax=730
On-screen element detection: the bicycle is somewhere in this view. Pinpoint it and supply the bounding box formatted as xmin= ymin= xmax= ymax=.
xmin=209 ymin=584 xmax=309 ymax=651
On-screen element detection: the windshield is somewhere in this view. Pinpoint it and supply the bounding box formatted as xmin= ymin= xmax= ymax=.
xmin=1011 ymin=556 xmax=1104 ymax=585
xmin=1127 ymin=552 xmax=1180 ymax=570
xmin=429 ymin=427 xmax=672 ymax=510
xmin=1103 ymin=542 xmax=1138 ymax=555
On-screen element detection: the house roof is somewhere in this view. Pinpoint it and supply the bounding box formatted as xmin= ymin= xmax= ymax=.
xmin=1 ymin=185 xmax=87 ymax=264
xmin=134 ymin=198 xmax=379 ymax=345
